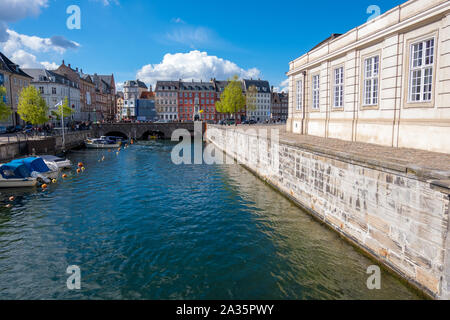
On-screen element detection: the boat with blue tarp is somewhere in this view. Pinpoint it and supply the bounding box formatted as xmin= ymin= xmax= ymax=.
xmin=0 ymin=161 xmax=37 ymax=188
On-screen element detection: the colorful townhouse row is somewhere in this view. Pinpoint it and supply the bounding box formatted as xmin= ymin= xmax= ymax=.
xmin=0 ymin=53 xmax=116 ymax=126
xmin=118 ymin=78 xmax=289 ymax=123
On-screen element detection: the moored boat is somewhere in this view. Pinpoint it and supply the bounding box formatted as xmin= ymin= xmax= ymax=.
xmin=5 ymin=157 xmax=60 ymax=183
xmin=0 ymin=162 xmax=37 ymax=188
xmin=85 ymin=136 xmax=123 ymax=149
xmin=85 ymin=138 xmax=120 ymax=149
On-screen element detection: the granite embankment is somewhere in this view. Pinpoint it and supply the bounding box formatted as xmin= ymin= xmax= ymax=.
xmin=0 ymin=130 xmax=92 ymax=162
xmin=206 ymin=124 xmax=450 ymax=299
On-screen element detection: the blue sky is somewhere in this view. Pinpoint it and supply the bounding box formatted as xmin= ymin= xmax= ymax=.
xmin=0 ymin=0 xmax=406 ymax=91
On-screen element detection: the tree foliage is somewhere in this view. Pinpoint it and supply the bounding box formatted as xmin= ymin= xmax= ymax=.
xmin=51 ymin=97 xmax=74 ymax=120
xmin=215 ymin=75 xmax=246 ymax=121
xmin=0 ymin=86 xmax=11 ymax=121
xmin=17 ymin=86 xmax=49 ymax=125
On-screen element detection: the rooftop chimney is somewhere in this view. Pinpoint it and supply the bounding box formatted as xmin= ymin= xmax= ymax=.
xmin=62 ymin=60 xmax=65 ymax=65
xmin=68 ymin=64 xmax=71 ymax=68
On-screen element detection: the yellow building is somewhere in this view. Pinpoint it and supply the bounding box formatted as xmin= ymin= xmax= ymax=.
xmin=0 ymin=52 xmax=33 ymax=126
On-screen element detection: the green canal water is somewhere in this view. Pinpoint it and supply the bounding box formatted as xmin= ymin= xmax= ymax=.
xmin=0 ymin=141 xmax=421 ymax=299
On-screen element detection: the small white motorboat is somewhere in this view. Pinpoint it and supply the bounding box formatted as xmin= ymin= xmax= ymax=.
xmin=40 ymin=155 xmax=72 ymax=170
xmin=85 ymin=138 xmax=120 ymax=149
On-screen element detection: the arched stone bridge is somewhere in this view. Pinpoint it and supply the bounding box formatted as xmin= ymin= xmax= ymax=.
xmin=91 ymin=122 xmax=202 ymax=140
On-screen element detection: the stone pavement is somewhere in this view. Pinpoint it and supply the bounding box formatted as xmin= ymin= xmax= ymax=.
xmin=0 ymin=134 xmax=49 ymax=145
xmin=227 ymin=124 xmax=450 ymax=181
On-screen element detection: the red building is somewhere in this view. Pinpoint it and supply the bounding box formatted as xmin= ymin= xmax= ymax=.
xmin=178 ymin=80 xmax=217 ymax=122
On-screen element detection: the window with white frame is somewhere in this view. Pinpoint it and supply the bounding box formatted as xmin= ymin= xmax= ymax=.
xmin=409 ymin=38 xmax=435 ymax=102
xmin=312 ymin=75 xmax=320 ymax=110
xmin=296 ymin=79 xmax=303 ymax=110
xmin=333 ymin=67 xmax=344 ymax=108
xmin=363 ymin=56 xmax=379 ymax=106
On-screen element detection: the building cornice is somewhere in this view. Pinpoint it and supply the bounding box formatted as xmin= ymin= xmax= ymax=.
xmin=287 ymin=0 xmax=450 ymax=76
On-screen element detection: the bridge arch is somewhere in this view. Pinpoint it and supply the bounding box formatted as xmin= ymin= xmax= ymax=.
xmin=104 ymin=131 xmax=129 ymax=140
xmin=141 ymin=130 xmax=165 ymax=140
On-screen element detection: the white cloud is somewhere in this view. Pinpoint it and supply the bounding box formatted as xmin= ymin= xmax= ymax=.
xmin=41 ymin=61 xmax=58 ymax=70
xmin=273 ymin=79 xmax=289 ymax=93
xmin=0 ymin=0 xmax=78 ymax=71
xmin=0 ymin=29 xmax=78 ymax=71
xmin=136 ymin=51 xmax=261 ymax=88
xmin=0 ymin=0 xmax=48 ymax=41
xmin=2 ymin=29 xmax=79 ymax=55
xmin=171 ymin=17 xmax=185 ymax=24
xmin=0 ymin=0 xmax=48 ymax=22
xmin=116 ymin=82 xmax=124 ymax=92
xmin=8 ymin=49 xmax=57 ymax=69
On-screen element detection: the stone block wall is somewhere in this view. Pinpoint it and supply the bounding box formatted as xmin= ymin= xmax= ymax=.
xmin=207 ymin=125 xmax=450 ymax=299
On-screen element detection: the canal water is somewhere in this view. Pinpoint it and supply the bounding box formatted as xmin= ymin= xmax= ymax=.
xmin=0 ymin=141 xmax=421 ymax=299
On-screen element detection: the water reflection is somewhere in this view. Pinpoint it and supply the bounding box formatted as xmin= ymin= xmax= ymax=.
xmin=0 ymin=142 xmax=421 ymax=300
xmin=217 ymin=158 xmax=420 ymax=300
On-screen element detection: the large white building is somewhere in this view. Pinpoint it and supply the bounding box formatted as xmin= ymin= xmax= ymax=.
xmin=155 ymin=81 xmax=179 ymax=121
xmin=123 ymin=80 xmax=148 ymax=118
xmin=287 ymin=0 xmax=450 ymax=154
xmin=24 ymin=68 xmax=81 ymax=121
xmin=243 ymin=79 xmax=272 ymax=122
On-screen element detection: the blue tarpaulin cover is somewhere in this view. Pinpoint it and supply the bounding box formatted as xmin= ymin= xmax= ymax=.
xmin=11 ymin=157 xmax=50 ymax=173
xmin=0 ymin=162 xmax=31 ymax=179
xmin=9 ymin=157 xmax=50 ymax=174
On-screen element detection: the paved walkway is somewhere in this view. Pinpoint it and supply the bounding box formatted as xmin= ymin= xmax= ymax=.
xmin=225 ymin=124 xmax=450 ymax=180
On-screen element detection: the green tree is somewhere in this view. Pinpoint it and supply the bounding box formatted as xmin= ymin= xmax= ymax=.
xmin=51 ymin=97 xmax=74 ymax=120
xmin=215 ymin=75 xmax=246 ymax=125
xmin=17 ymin=86 xmax=49 ymax=125
xmin=0 ymin=86 xmax=12 ymax=121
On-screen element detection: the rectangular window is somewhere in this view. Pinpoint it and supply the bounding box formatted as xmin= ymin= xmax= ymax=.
xmin=409 ymin=38 xmax=434 ymax=102
xmin=296 ymin=80 xmax=303 ymax=110
xmin=333 ymin=67 xmax=344 ymax=108
xmin=312 ymin=75 xmax=320 ymax=110
xmin=363 ymin=56 xmax=379 ymax=106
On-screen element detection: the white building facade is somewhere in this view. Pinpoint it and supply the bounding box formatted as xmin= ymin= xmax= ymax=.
xmin=123 ymin=80 xmax=147 ymax=119
xmin=24 ymin=69 xmax=81 ymax=121
xmin=287 ymin=0 xmax=450 ymax=154
xmin=155 ymin=81 xmax=179 ymax=121
xmin=243 ymin=79 xmax=272 ymax=123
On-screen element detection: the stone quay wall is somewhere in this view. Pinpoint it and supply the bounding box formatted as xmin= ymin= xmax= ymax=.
xmin=206 ymin=125 xmax=450 ymax=299
xmin=0 ymin=131 xmax=92 ymax=162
